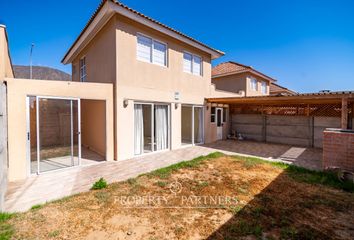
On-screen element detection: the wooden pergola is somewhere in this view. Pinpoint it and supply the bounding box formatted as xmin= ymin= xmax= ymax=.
xmin=207 ymin=92 xmax=354 ymax=129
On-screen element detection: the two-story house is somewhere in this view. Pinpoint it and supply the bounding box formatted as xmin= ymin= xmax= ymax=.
xmin=62 ymin=0 xmax=229 ymax=161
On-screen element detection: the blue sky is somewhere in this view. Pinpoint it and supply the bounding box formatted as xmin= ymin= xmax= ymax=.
xmin=2 ymin=0 xmax=354 ymax=92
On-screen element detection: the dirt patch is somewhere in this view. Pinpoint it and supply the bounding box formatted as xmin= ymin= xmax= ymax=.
xmin=7 ymin=156 xmax=354 ymax=239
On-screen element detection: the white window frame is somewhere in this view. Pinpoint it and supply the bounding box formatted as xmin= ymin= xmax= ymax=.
xmin=136 ymin=33 xmax=168 ymax=67
xmin=183 ymin=51 xmax=202 ymax=76
xmin=250 ymin=77 xmax=257 ymax=91
xmin=79 ymin=57 xmax=87 ymax=82
xmin=261 ymin=81 xmax=267 ymax=95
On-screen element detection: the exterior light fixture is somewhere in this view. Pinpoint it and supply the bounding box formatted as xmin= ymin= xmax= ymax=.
xmin=175 ymin=103 xmax=179 ymax=109
xmin=123 ymin=99 xmax=129 ymax=108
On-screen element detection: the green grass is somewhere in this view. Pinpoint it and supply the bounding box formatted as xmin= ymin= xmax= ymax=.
xmin=232 ymin=154 xmax=354 ymax=193
xmin=0 ymin=214 xmax=14 ymax=223
xmin=0 ymin=213 xmax=15 ymax=240
xmin=91 ymin=178 xmax=108 ymax=190
xmin=30 ymin=204 xmax=43 ymax=210
xmin=147 ymin=152 xmax=225 ymax=179
xmin=156 ymin=181 xmax=167 ymax=187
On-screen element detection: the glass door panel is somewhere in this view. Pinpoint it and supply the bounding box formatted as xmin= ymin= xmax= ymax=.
xmin=193 ymin=107 xmax=203 ymax=144
xmin=29 ymin=97 xmax=38 ymax=174
xmin=38 ymin=98 xmax=79 ymax=173
xmin=134 ymin=104 xmax=153 ymax=155
xmin=154 ymin=105 xmax=169 ymax=151
xmin=72 ymin=100 xmax=80 ymax=166
xmin=181 ymin=106 xmax=192 ymax=145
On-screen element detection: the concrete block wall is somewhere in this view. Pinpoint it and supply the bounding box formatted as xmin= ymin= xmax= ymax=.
xmin=266 ymin=115 xmax=311 ymax=146
xmin=323 ymin=130 xmax=354 ymax=171
xmin=231 ymin=114 xmax=342 ymax=148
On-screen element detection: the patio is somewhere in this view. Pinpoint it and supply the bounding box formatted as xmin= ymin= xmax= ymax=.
xmin=4 ymin=140 xmax=322 ymax=212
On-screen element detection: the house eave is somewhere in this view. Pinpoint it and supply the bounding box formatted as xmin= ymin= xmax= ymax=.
xmin=62 ymin=0 xmax=224 ymax=64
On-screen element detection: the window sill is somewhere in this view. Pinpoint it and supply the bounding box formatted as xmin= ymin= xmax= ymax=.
xmin=137 ymin=58 xmax=168 ymax=69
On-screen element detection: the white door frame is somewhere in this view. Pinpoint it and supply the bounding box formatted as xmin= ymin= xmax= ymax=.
xmin=216 ymin=107 xmax=223 ymax=140
xmin=26 ymin=96 xmax=81 ymax=175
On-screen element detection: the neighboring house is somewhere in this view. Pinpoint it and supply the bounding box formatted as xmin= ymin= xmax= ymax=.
xmin=270 ymin=82 xmax=296 ymax=95
xmin=13 ymin=65 xmax=71 ymax=81
xmin=212 ymin=61 xmax=276 ymax=96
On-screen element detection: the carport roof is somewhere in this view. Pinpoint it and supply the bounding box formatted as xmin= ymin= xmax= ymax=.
xmin=207 ymin=91 xmax=354 ymax=105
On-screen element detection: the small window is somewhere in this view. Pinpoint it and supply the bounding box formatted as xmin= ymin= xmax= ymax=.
xmin=153 ymin=40 xmax=167 ymax=66
xmin=183 ymin=52 xmax=202 ymax=76
xmin=137 ymin=34 xmax=152 ymax=63
xmin=192 ymin=55 xmax=201 ymax=75
xmin=211 ymin=107 xmax=216 ymax=123
xmin=79 ymin=57 xmax=87 ymax=82
xmin=261 ymin=81 xmax=267 ymax=95
xmin=223 ymin=108 xmax=227 ymax=122
xmin=137 ymin=34 xmax=167 ymax=66
xmin=250 ymin=77 xmax=257 ymax=91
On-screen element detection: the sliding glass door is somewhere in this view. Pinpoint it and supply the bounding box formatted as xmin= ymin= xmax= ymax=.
xmin=27 ymin=96 xmax=81 ymax=174
xmin=134 ymin=103 xmax=170 ymax=155
xmin=181 ymin=105 xmax=204 ymax=145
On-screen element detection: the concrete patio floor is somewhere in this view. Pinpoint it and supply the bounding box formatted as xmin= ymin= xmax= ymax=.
xmin=4 ymin=140 xmax=322 ymax=212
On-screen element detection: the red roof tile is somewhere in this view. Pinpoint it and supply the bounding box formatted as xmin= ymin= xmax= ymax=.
xmin=212 ymin=61 xmax=276 ymax=82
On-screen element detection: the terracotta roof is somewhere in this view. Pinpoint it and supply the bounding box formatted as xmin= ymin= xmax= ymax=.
xmin=270 ymin=83 xmax=297 ymax=95
xmin=62 ymin=0 xmax=223 ymax=63
xmin=212 ymin=61 xmax=276 ymax=82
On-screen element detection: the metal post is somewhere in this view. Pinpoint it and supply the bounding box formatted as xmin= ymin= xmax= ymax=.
xmin=30 ymin=43 xmax=34 ymax=79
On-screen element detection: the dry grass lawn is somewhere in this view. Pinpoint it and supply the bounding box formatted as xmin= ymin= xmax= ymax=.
xmin=2 ymin=153 xmax=354 ymax=240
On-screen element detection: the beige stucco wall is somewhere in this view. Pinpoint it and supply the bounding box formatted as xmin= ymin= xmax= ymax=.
xmin=212 ymin=72 xmax=270 ymax=97
xmin=72 ymin=17 xmax=117 ymax=84
xmin=114 ymin=14 xmax=215 ymax=160
xmin=5 ymin=78 xmax=114 ymax=181
xmin=0 ymin=26 xmax=14 ymax=80
xmin=81 ymin=100 xmax=106 ymax=157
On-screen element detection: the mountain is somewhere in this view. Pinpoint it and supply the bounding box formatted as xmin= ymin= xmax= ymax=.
xmin=13 ymin=65 xmax=71 ymax=81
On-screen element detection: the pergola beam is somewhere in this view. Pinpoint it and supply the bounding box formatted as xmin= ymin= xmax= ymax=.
xmin=341 ymin=98 xmax=348 ymax=129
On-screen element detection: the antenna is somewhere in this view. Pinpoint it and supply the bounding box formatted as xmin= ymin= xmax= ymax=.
xmin=30 ymin=43 xmax=35 ymax=79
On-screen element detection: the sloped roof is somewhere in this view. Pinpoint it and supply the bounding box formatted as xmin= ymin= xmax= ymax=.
xmin=62 ymin=0 xmax=224 ymax=63
xmin=270 ymin=83 xmax=297 ymax=95
xmin=13 ymin=65 xmax=71 ymax=81
xmin=212 ymin=61 xmax=276 ymax=82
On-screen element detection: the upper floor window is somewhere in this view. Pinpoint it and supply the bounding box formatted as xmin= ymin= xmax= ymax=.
xmin=183 ymin=52 xmax=202 ymax=76
xmin=250 ymin=77 xmax=257 ymax=91
xmin=261 ymin=81 xmax=267 ymax=94
xmin=80 ymin=57 xmax=87 ymax=82
xmin=137 ymin=34 xmax=167 ymax=66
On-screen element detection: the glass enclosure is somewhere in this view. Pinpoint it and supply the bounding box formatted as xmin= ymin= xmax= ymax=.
xmin=29 ymin=96 xmax=80 ymax=174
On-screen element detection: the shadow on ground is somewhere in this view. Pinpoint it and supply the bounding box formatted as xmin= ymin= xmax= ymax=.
xmin=206 ymin=167 xmax=354 ymax=240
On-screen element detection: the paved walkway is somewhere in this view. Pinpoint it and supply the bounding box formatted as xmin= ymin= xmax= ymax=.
xmin=4 ymin=141 xmax=322 ymax=212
